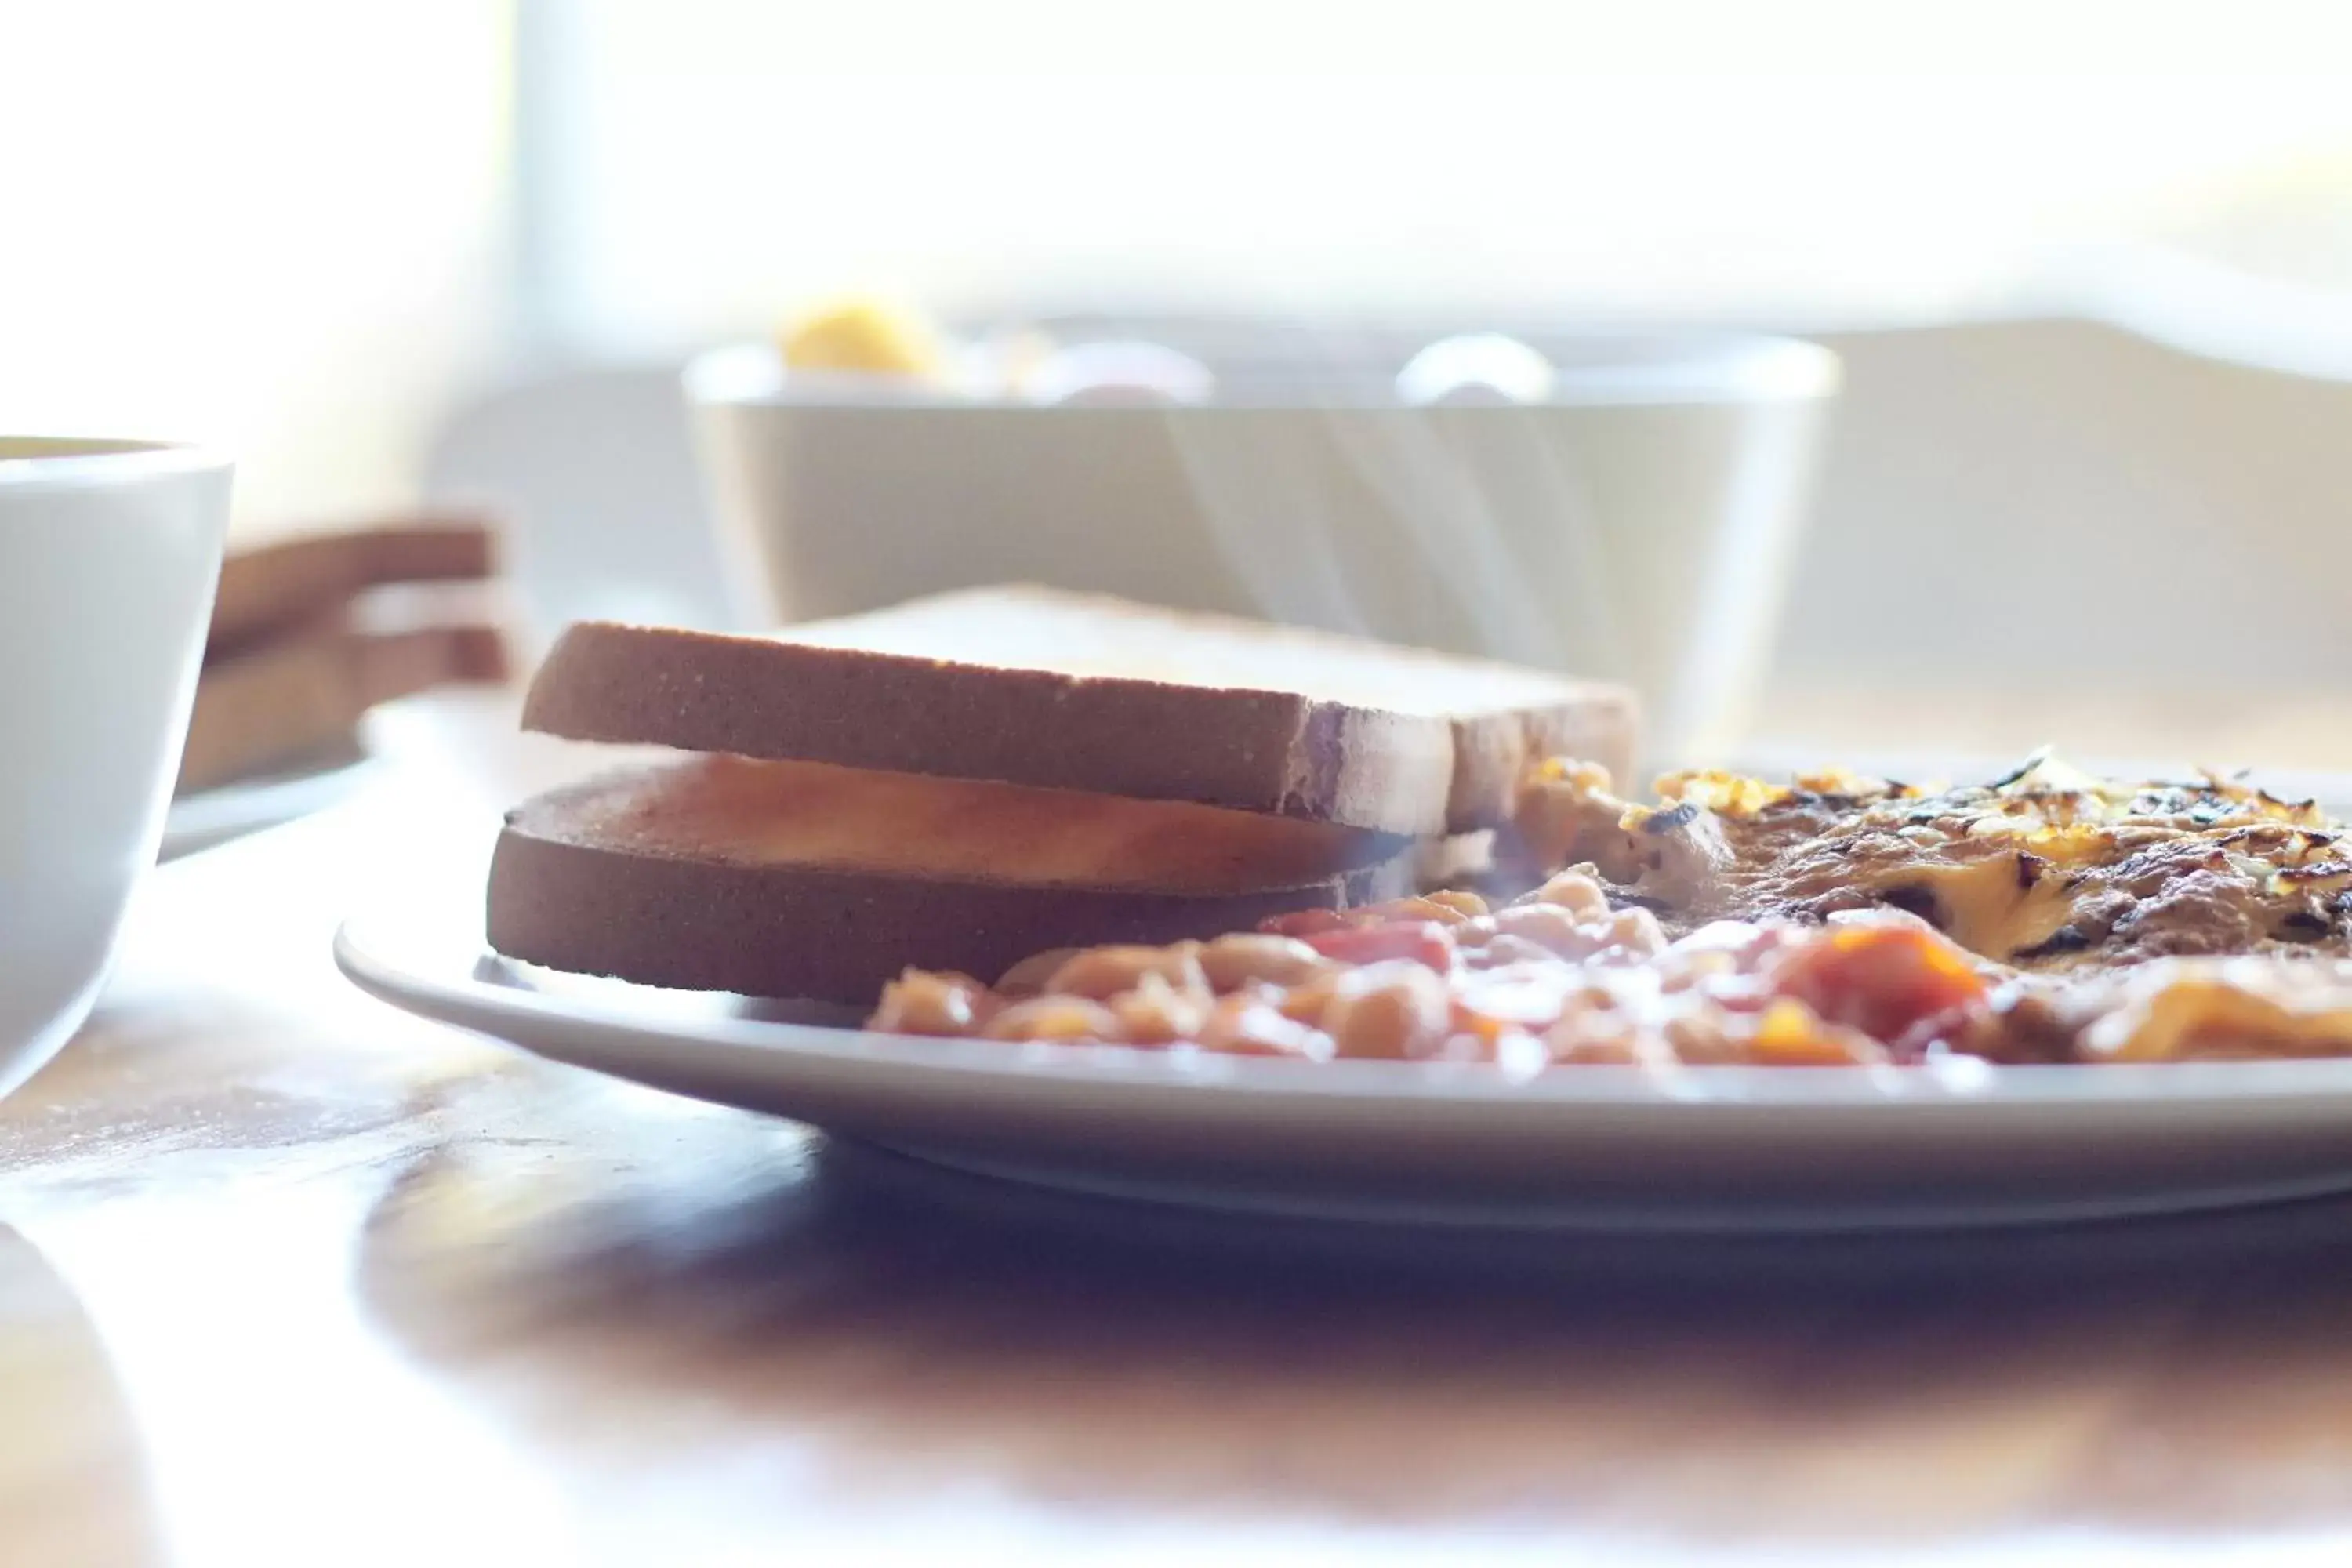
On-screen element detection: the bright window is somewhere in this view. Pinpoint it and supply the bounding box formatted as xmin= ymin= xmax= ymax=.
xmin=7 ymin=2 xmax=2352 ymax=528
xmin=0 ymin=1 xmax=508 ymax=533
xmin=538 ymin=1 xmax=2352 ymax=352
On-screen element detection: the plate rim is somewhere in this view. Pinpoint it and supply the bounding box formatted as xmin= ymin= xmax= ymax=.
xmin=332 ymin=890 xmax=2352 ymax=1118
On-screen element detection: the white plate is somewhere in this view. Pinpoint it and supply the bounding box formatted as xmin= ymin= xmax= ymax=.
xmin=163 ymin=756 xmax=378 ymax=862
xmin=333 ymin=869 xmax=2352 ymax=1234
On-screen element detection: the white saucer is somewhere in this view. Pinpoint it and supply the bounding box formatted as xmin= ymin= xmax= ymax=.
xmin=163 ymin=756 xmax=379 ymax=862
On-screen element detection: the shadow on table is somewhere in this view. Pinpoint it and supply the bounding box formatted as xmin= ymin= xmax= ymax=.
xmin=354 ymin=1104 xmax=2352 ymax=1542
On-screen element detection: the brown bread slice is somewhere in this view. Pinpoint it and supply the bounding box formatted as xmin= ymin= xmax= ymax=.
xmin=521 ymin=586 xmax=1637 ymax=836
xmin=207 ymin=515 xmax=499 ymax=661
xmin=179 ymin=619 xmax=510 ymax=793
xmin=487 ymin=754 xmax=1420 ymax=1002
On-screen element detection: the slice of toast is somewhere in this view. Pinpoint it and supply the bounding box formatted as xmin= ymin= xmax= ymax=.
xmin=521 ymin=586 xmax=1636 ymax=835
xmin=487 ymin=755 xmax=1420 ymax=1002
xmin=179 ymin=619 xmax=510 ymax=793
xmin=207 ymin=516 xmax=499 ymax=661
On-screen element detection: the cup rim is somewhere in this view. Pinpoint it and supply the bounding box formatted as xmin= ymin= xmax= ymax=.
xmin=0 ymin=437 xmax=231 ymax=491
xmin=686 ymin=328 xmax=1841 ymax=413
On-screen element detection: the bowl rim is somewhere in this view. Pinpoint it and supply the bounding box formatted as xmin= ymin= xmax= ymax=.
xmin=684 ymin=328 xmax=1841 ymax=413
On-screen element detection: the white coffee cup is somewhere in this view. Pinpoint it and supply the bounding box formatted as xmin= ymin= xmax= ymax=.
xmin=686 ymin=323 xmax=1838 ymax=765
xmin=0 ymin=439 xmax=231 ymax=1093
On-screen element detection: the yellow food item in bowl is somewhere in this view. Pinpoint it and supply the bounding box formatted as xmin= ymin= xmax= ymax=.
xmin=778 ymin=297 xmax=949 ymax=379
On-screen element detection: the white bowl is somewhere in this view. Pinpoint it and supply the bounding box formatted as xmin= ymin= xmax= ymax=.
xmin=0 ymin=438 xmax=230 ymax=1091
xmin=687 ymin=321 xmax=1837 ymax=765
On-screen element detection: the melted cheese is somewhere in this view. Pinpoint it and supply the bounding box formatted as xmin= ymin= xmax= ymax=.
xmin=1653 ymin=770 xmax=1791 ymax=818
xmin=1903 ymin=855 xmax=2082 ymax=961
xmin=2084 ymin=965 xmax=2352 ymax=1061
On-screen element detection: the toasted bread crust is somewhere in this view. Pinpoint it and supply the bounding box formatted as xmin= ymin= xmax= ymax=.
xmin=180 ymin=619 xmax=509 ymax=793
xmin=485 ymin=818 xmax=1418 ymax=1004
xmin=207 ymin=517 xmax=499 ymax=659
xmin=521 ymin=614 xmax=1635 ymax=835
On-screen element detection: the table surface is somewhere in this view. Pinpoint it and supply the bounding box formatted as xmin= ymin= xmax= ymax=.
xmin=13 ymin=696 xmax=2352 ymax=1567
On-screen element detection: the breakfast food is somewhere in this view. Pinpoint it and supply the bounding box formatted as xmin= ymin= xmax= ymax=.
xmin=490 ymin=754 xmax=1424 ymax=1002
xmin=873 ymin=755 xmax=2352 ymax=1067
xmin=1514 ymin=750 xmax=2352 ymax=969
xmin=488 ymin=588 xmax=1626 ymax=1000
xmin=779 ymin=296 xmax=951 ymax=381
xmin=205 ymin=515 xmax=498 ymax=660
xmin=183 ymin=517 xmax=509 ymax=793
xmin=182 ymin=619 xmax=507 ymax=793
xmin=522 ymin=586 xmax=1636 ymax=836
xmin=499 ymin=580 xmax=2352 ymax=1068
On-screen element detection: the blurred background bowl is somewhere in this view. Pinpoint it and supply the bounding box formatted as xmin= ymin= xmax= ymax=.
xmin=687 ymin=320 xmax=1839 ymax=765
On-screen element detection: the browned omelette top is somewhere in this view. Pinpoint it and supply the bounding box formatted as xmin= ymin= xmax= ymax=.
xmin=1516 ymin=750 xmax=2350 ymax=973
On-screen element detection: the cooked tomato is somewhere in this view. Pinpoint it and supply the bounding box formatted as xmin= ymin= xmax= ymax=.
xmin=1769 ymin=924 xmax=1989 ymax=1049
xmin=1258 ymin=908 xmax=1360 ymax=938
xmin=1299 ymin=920 xmax=1457 ymax=974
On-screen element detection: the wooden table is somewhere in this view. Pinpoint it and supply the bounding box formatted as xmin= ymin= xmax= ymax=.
xmin=11 ymin=703 xmax=2352 ymax=1566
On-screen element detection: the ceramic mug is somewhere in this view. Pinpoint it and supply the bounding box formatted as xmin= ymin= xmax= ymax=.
xmin=0 ymin=439 xmax=231 ymax=1094
xmin=686 ymin=323 xmax=1838 ymax=766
